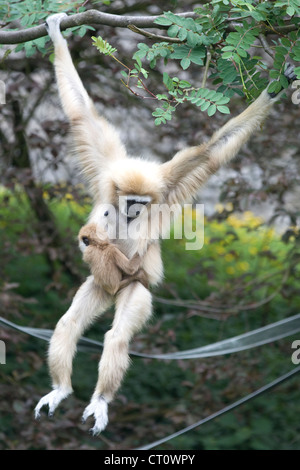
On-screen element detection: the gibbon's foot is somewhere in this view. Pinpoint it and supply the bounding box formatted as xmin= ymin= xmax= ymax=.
xmin=269 ymin=63 xmax=297 ymax=98
xmin=82 ymin=396 xmax=108 ymax=435
xmin=45 ymin=13 xmax=68 ymax=41
xmin=35 ymin=386 xmax=72 ymax=418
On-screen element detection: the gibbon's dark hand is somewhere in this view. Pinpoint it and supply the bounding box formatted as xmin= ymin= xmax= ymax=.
xmin=268 ymin=63 xmax=297 ymax=98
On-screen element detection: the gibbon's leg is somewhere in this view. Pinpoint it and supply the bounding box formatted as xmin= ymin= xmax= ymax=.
xmin=46 ymin=14 xmax=127 ymax=195
xmin=82 ymin=282 xmax=152 ymax=435
xmin=35 ymin=276 xmax=112 ymax=418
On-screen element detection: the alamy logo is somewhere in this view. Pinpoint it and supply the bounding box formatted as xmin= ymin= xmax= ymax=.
xmin=0 ymin=340 xmax=6 ymax=364
xmin=291 ymin=80 xmax=300 ymax=105
xmin=0 ymin=80 xmax=5 ymax=105
xmin=291 ymin=340 xmax=300 ymax=365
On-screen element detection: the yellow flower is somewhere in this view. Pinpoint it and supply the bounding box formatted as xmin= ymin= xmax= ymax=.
xmin=225 ymin=202 xmax=233 ymax=212
xmin=215 ymin=203 xmax=224 ymax=214
xmin=216 ymin=245 xmax=225 ymax=254
xmin=225 ymin=253 xmax=235 ymax=262
xmin=65 ymin=193 xmax=73 ymax=200
xmin=248 ymin=246 xmax=258 ymax=255
xmin=43 ymin=191 xmax=49 ymax=200
xmin=237 ymin=261 xmax=250 ymax=272
xmin=226 ymin=266 xmax=235 ymax=275
xmin=227 ymin=214 xmax=243 ymax=228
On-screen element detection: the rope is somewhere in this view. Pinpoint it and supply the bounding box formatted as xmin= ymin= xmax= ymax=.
xmin=0 ymin=313 xmax=299 ymax=359
xmin=136 ymin=365 xmax=300 ymax=450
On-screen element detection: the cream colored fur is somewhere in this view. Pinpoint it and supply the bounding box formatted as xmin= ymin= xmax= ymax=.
xmin=35 ymin=13 xmax=281 ymax=434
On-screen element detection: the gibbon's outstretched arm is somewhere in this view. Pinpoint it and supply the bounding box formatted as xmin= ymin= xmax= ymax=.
xmin=46 ymin=13 xmax=127 ymax=198
xmin=162 ymin=65 xmax=297 ymax=206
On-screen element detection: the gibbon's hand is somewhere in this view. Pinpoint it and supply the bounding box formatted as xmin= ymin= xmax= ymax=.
xmin=268 ymin=63 xmax=297 ymax=98
xmin=45 ymin=13 xmax=68 ymax=43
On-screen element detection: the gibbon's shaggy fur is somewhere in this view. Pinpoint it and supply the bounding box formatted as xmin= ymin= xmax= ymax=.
xmin=78 ymin=223 xmax=149 ymax=294
xmin=35 ymin=13 xmax=296 ymax=434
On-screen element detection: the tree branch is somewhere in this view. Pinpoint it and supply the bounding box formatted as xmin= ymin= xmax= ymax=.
xmin=0 ymin=10 xmax=198 ymax=45
xmin=258 ymin=34 xmax=275 ymax=59
xmin=0 ymin=9 xmax=297 ymax=45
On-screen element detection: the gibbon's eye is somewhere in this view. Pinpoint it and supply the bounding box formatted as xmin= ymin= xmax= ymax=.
xmin=126 ymin=196 xmax=151 ymax=218
xmin=82 ymin=236 xmax=90 ymax=246
xmin=104 ymin=210 xmax=109 ymax=216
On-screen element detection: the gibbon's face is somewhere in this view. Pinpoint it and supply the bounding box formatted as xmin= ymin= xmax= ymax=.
xmin=109 ymin=158 xmax=165 ymax=223
xmin=78 ymin=223 xmax=109 ymax=253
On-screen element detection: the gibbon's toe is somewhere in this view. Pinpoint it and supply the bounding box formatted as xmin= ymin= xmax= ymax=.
xmin=34 ymin=387 xmax=72 ymax=418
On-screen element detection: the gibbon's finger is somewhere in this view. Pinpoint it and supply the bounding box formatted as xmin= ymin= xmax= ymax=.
xmin=284 ymin=63 xmax=297 ymax=83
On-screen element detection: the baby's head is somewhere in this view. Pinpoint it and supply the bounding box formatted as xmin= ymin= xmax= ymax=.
xmin=78 ymin=223 xmax=109 ymax=253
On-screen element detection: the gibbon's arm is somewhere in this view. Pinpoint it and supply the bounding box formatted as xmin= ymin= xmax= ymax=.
xmin=46 ymin=14 xmax=127 ymax=196
xmin=161 ymin=66 xmax=296 ymax=206
xmin=112 ymin=249 xmax=141 ymax=276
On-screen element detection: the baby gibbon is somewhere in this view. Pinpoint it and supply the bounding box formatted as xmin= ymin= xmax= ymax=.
xmin=78 ymin=223 xmax=149 ymax=294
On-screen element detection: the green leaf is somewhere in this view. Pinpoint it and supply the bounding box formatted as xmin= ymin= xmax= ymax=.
xmin=154 ymin=17 xmax=173 ymax=26
xmin=217 ymin=105 xmax=230 ymax=114
xmin=279 ymin=74 xmax=289 ymax=88
xmin=178 ymin=28 xmax=188 ymax=41
xmin=216 ymin=96 xmax=230 ymax=104
xmin=207 ymin=104 xmax=217 ymax=116
xmin=180 ymin=57 xmax=191 ymax=70
xmin=222 ymin=51 xmax=233 ymax=59
xmin=222 ymin=46 xmax=235 ymax=52
xmin=281 ymin=37 xmax=291 ymax=47
xmin=168 ymin=24 xmax=180 ymax=38
xmin=200 ymin=101 xmax=210 ymax=111
xmin=286 ymin=5 xmax=295 ymax=16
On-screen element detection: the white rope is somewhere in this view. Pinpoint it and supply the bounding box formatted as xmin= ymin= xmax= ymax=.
xmin=0 ymin=313 xmax=299 ymax=359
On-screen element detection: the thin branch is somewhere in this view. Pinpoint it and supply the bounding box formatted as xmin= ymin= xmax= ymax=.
xmin=127 ymin=24 xmax=181 ymax=43
xmin=258 ymin=33 xmax=275 ymax=59
xmin=0 ymin=9 xmax=297 ymax=45
xmin=201 ymin=50 xmax=212 ymax=88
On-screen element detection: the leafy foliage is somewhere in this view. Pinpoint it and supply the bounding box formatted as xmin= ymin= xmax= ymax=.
xmin=93 ymin=2 xmax=300 ymax=123
xmin=1 ymin=0 xmax=300 ymax=123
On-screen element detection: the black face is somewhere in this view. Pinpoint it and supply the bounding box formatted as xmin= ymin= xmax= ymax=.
xmin=126 ymin=197 xmax=150 ymax=219
xmin=82 ymin=236 xmax=90 ymax=246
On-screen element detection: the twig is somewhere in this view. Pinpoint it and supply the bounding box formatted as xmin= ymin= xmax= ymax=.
xmin=127 ymin=24 xmax=181 ymax=43
xmin=201 ymin=50 xmax=212 ymax=88
xmin=258 ymin=34 xmax=275 ymax=59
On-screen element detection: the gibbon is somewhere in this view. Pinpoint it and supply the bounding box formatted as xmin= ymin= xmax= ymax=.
xmin=78 ymin=223 xmax=149 ymax=294
xmin=35 ymin=13 xmax=296 ymax=434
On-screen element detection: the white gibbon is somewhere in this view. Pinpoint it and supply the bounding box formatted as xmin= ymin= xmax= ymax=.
xmin=35 ymin=13 xmax=296 ymax=434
